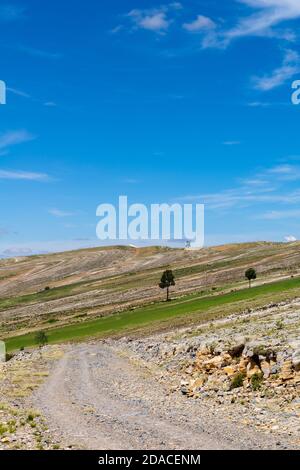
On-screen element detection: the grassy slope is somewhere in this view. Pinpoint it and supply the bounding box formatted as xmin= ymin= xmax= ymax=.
xmin=4 ymin=276 xmax=300 ymax=352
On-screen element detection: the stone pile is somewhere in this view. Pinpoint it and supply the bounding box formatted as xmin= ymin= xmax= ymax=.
xmin=182 ymin=338 xmax=300 ymax=399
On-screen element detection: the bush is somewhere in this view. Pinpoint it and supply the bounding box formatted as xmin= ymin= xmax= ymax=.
xmin=34 ymin=331 xmax=48 ymax=348
xmin=230 ymin=372 xmax=245 ymax=390
xmin=251 ymin=372 xmax=263 ymax=391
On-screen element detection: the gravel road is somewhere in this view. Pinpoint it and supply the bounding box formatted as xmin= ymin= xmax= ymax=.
xmin=31 ymin=342 xmax=294 ymax=450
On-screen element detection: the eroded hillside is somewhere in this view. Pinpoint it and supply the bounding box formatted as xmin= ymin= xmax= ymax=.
xmin=1 ymin=242 xmax=300 ymax=339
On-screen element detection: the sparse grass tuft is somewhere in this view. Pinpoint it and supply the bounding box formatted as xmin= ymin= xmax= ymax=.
xmin=230 ymin=372 xmax=246 ymax=390
xmin=251 ymin=372 xmax=264 ymax=391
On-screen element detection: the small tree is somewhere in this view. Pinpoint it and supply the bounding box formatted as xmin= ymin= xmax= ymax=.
xmin=245 ymin=268 xmax=257 ymax=288
xmin=159 ymin=270 xmax=175 ymax=301
xmin=34 ymin=331 xmax=48 ymax=349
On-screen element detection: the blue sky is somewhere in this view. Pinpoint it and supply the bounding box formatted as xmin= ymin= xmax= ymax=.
xmin=1 ymin=0 xmax=300 ymax=255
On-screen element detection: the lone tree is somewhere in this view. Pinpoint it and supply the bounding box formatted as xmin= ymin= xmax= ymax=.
xmin=34 ymin=331 xmax=48 ymax=349
xmin=159 ymin=270 xmax=175 ymax=301
xmin=245 ymin=268 xmax=257 ymax=288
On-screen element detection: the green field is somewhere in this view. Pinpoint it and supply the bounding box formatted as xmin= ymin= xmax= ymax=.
xmin=3 ymin=276 xmax=300 ymax=352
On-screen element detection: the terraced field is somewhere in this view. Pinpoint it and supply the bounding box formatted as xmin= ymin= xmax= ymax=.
xmin=1 ymin=241 xmax=300 ymax=348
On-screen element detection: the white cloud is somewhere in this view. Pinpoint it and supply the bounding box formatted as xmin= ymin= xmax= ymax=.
xmin=285 ymin=235 xmax=297 ymax=242
xmin=0 ymin=170 xmax=51 ymax=181
xmin=126 ymin=3 xmax=182 ymax=33
xmin=253 ymin=49 xmax=300 ymax=90
xmin=128 ymin=9 xmax=170 ymax=32
xmin=49 ymin=209 xmax=75 ymax=217
xmin=225 ymin=0 xmax=300 ymax=43
xmin=140 ymin=13 xmax=170 ymax=32
xmin=183 ymin=15 xmax=216 ymax=32
xmin=193 ymin=0 xmax=300 ymax=49
xmin=0 ymin=130 xmax=35 ymax=155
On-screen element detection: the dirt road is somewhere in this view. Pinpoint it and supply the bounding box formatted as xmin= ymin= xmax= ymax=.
xmin=32 ymin=343 xmax=292 ymax=450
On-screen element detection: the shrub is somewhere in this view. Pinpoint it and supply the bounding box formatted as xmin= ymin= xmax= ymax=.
xmin=230 ymin=372 xmax=245 ymax=390
xmin=251 ymin=372 xmax=263 ymax=391
xmin=34 ymin=331 xmax=48 ymax=348
xmin=276 ymin=319 xmax=284 ymax=330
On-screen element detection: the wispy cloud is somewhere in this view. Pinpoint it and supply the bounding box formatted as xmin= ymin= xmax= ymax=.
xmin=258 ymin=209 xmax=300 ymax=220
xmin=0 ymin=170 xmax=51 ymax=182
xmin=49 ymin=209 xmax=75 ymax=217
xmin=176 ymin=163 xmax=300 ymax=211
xmin=222 ymin=140 xmax=241 ymax=146
xmin=182 ymin=14 xmax=217 ymax=47
xmin=0 ymin=4 xmax=25 ymax=22
xmin=224 ymin=0 xmax=300 ymax=44
xmin=0 ymin=130 xmax=35 ymax=155
xmin=18 ymin=45 xmax=62 ymax=60
xmin=7 ymin=87 xmax=57 ymax=108
xmin=122 ymin=178 xmax=140 ymax=184
xmin=267 ymin=163 xmax=300 ymax=180
xmin=7 ymin=87 xmax=31 ymax=99
xmin=253 ymin=49 xmax=300 ymax=91
xmin=43 ymin=101 xmax=57 ymax=107
xmin=190 ymin=1 xmax=300 ymax=49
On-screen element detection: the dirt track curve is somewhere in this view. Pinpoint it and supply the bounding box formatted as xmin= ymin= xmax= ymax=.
xmin=32 ymin=343 xmax=292 ymax=450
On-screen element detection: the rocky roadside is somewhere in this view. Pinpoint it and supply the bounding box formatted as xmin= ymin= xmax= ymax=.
xmin=0 ymin=346 xmax=65 ymax=450
xmin=118 ymin=298 xmax=300 ymax=447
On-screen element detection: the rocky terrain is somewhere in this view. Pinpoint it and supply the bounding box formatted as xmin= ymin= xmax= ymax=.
xmin=0 ymin=346 xmax=63 ymax=449
xmin=121 ymin=298 xmax=300 ymax=445
xmin=1 ymin=297 xmax=300 ymax=449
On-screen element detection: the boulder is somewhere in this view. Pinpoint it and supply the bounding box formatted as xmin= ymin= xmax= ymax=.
xmin=190 ymin=376 xmax=206 ymax=392
xmin=238 ymin=358 xmax=249 ymax=375
xmin=243 ymin=341 xmax=275 ymax=360
xmin=292 ymin=351 xmax=300 ymax=371
xmin=227 ymin=337 xmax=246 ymax=357
xmin=279 ymin=360 xmax=294 ymax=381
xmin=223 ymin=366 xmax=237 ymax=377
xmin=246 ymin=361 xmax=261 ymax=379
xmin=261 ymin=360 xmax=271 ymax=379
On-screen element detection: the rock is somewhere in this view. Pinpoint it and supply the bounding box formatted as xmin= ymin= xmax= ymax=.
xmin=227 ymin=337 xmax=245 ymax=357
xmin=238 ymin=358 xmax=249 ymax=375
xmin=261 ymin=360 xmax=271 ymax=379
xmin=223 ymin=366 xmax=237 ymax=377
xmin=292 ymin=351 xmax=300 ymax=371
xmin=190 ymin=376 xmax=206 ymax=391
xmin=244 ymin=341 xmax=275 ymax=360
xmin=279 ymin=360 xmax=294 ymax=381
xmin=246 ymin=361 xmax=261 ymax=379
